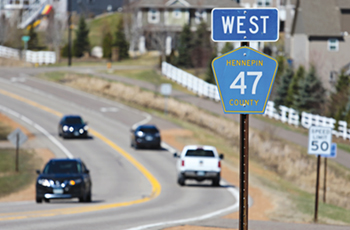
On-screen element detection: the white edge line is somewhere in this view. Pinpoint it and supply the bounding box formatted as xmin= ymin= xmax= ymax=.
xmin=126 ymin=144 xmax=240 ymax=230
xmin=0 ymin=105 xmax=73 ymax=159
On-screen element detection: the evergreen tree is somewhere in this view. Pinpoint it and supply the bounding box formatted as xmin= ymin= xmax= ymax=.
xmin=27 ymin=23 xmax=38 ymax=50
xmin=205 ymin=53 xmax=217 ymax=84
xmin=329 ymin=71 xmax=350 ymax=120
xmin=191 ymin=21 xmax=212 ymax=68
xmin=113 ymin=18 xmax=129 ymax=60
xmin=176 ymin=23 xmax=193 ymax=68
xmin=102 ymin=32 xmax=113 ymax=59
xmin=274 ymin=67 xmax=294 ymax=109
xmin=286 ymin=66 xmax=305 ymax=109
xmin=220 ymin=42 xmax=233 ymax=55
xmin=294 ymin=65 xmax=326 ymax=114
xmin=73 ymin=16 xmax=90 ymax=57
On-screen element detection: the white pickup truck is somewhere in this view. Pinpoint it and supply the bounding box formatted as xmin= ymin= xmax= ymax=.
xmin=174 ymin=145 xmax=224 ymax=186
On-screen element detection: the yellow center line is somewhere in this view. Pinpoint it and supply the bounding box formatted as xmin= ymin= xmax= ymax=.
xmin=0 ymin=89 xmax=161 ymax=221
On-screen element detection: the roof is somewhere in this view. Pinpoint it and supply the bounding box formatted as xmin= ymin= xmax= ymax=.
xmin=128 ymin=0 xmax=240 ymax=9
xmin=292 ymin=0 xmax=342 ymax=37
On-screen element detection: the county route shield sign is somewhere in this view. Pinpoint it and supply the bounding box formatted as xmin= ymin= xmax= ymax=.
xmin=212 ymin=46 xmax=278 ymax=114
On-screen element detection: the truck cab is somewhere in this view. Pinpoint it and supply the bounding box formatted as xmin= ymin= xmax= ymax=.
xmin=174 ymin=145 xmax=224 ymax=186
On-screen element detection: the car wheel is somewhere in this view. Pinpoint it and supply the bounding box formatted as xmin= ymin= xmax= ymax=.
xmin=212 ymin=178 xmax=220 ymax=187
xmin=36 ymin=197 xmax=42 ymax=203
xmin=44 ymin=198 xmax=50 ymax=203
xmin=177 ymin=173 xmax=185 ymax=186
xmin=86 ymin=190 xmax=92 ymax=202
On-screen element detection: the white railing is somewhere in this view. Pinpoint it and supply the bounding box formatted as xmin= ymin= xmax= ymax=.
xmin=162 ymin=61 xmax=350 ymax=141
xmin=19 ymin=0 xmax=49 ymax=29
xmin=162 ymin=62 xmax=220 ymax=101
xmin=264 ymin=101 xmax=350 ymax=140
xmin=0 ymin=45 xmax=56 ymax=64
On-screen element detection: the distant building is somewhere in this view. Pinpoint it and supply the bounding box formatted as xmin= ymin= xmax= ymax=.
xmin=286 ymin=0 xmax=350 ymax=92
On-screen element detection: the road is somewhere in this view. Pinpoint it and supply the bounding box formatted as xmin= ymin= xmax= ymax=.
xmin=0 ymin=66 xmax=349 ymax=230
xmin=0 ymin=69 xmax=237 ymax=229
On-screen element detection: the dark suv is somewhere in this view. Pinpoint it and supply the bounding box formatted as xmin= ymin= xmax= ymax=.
xmin=131 ymin=124 xmax=161 ymax=149
xmin=36 ymin=158 xmax=92 ymax=203
xmin=58 ymin=115 xmax=88 ymax=138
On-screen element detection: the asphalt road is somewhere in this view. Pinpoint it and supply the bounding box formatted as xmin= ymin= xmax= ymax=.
xmin=0 ymin=66 xmax=349 ymax=230
xmin=0 ymin=69 xmax=237 ymax=229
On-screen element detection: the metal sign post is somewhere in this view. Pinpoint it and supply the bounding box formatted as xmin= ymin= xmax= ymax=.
xmin=307 ymin=126 xmax=332 ymax=222
xmin=211 ymin=8 xmax=279 ymax=230
xmin=7 ymin=128 xmax=28 ymax=172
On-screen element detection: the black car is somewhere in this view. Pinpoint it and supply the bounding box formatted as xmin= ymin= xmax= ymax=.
xmin=36 ymin=158 xmax=92 ymax=203
xmin=131 ymin=124 xmax=161 ymax=149
xmin=58 ymin=115 xmax=88 ymax=138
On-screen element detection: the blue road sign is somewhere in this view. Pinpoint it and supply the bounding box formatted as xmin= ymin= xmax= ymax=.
xmin=212 ymin=46 xmax=278 ymax=114
xmin=319 ymin=143 xmax=337 ymax=158
xmin=211 ymin=8 xmax=279 ymax=42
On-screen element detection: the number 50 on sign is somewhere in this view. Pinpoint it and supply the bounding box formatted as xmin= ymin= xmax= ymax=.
xmin=308 ymin=126 xmax=332 ymax=156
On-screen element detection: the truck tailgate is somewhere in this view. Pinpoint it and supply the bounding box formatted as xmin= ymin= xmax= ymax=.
xmin=183 ymin=157 xmax=219 ymax=171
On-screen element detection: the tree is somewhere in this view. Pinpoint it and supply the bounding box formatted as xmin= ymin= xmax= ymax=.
xmin=220 ymin=42 xmax=233 ymax=55
xmin=191 ymin=21 xmax=212 ymax=68
xmin=102 ymin=32 xmax=113 ymax=59
xmin=286 ymin=66 xmax=305 ymax=109
xmin=176 ymin=23 xmax=193 ymax=68
xmin=328 ymin=71 xmax=350 ymax=120
xmin=113 ymin=18 xmax=129 ymax=60
xmin=27 ymin=23 xmax=39 ymax=50
xmin=274 ymin=67 xmax=294 ymax=109
xmin=205 ymin=52 xmax=217 ymax=84
xmin=73 ymin=16 xmax=90 ymax=57
xmin=294 ymin=65 xmax=326 ymax=114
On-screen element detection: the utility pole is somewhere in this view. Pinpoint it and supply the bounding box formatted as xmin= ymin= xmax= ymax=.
xmin=68 ymin=0 xmax=72 ymax=66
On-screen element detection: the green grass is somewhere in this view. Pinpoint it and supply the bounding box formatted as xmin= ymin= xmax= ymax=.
xmin=0 ymin=149 xmax=39 ymax=197
xmin=87 ymin=13 xmax=122 ymax=47
xmin=0 ymin=122 xmax=12 ymax=140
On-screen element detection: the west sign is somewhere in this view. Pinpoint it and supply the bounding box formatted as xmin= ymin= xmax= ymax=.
xmin=212 ymin=46 xmax=278 ymax=114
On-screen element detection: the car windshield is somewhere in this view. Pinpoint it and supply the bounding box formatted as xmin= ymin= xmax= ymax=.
xmin=185 ymin=149 xmax=215 ymax=157
xmin=43 ymin=161 xmax=81 ymax=174
xmin=139 ymin=127 xmax=158 ymax=134
xmin=64 ymin=117 xmax=84 ymax=125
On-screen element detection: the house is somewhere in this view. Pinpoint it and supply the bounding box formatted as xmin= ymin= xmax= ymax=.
xmin=127 ymin=0 xmax=288 ymax=57
xmin=286 ymin=0 xmax=350 ymax=92
xmin=127 ymin=0 xmax=241 ymax=56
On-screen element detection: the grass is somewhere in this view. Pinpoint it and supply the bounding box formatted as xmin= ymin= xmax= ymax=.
xmin=0 ymin=148 xmax=40 ymax=197
xmin=0 ymin=121 xmax=12 ymax=140
xmin=87 ymin=13 xmax=122 ymax=47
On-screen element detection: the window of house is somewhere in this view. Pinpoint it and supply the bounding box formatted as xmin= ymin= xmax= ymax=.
xmin=328 ymin=39 xmax=339 ymax=51
xmin=257 ymin=0 xmax=271 ymax=7
xmin=195 ymin=10 xmax=207 ymax=24
xmin=148 ymin=9 xmax=160 ymax=24
xmin=172 ymin=9 xmax=181 ymax=19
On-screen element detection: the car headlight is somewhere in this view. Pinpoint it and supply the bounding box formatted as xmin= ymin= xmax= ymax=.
xmin=69 ymin=179 xmax=82 ymax=186
xmin=38 ymin=179 xmax=52 ymax=187
xmin=83 ymin=125 xmax=88 ymax=131
xmin=136 ymin=131 xmax=144 ymax=137
xmin=79 ymin=129 xmax=84 ymax=134
xmin=69 ymin=127 xmax=74 ymax=132
xmin=63 ymin=125 xmax=68 ymax=131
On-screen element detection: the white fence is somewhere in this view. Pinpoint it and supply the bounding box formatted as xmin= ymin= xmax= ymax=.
xmin=162 ymin=61 xmax=350 ymax=141
xmin=0 ymin=45 xmax=56 ymax=64
xmin=162 ymin=62 xmax=220 ymax=101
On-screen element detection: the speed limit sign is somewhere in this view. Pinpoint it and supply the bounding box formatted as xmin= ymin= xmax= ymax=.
xmin=308 ymin=126 xmax=332 ymax=156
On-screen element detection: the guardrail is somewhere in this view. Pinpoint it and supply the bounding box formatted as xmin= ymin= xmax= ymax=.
xmin=162 ymin=61 xmax=350 ymax=140
xmin=0 ymin=45 xmax=56 ymax=64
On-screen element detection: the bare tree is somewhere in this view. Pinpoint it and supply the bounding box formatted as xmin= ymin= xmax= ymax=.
xmin=0 ymin=14 xmax=9 ymax=45
xmin=46 ymin=9 xmax=67 ymax=61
